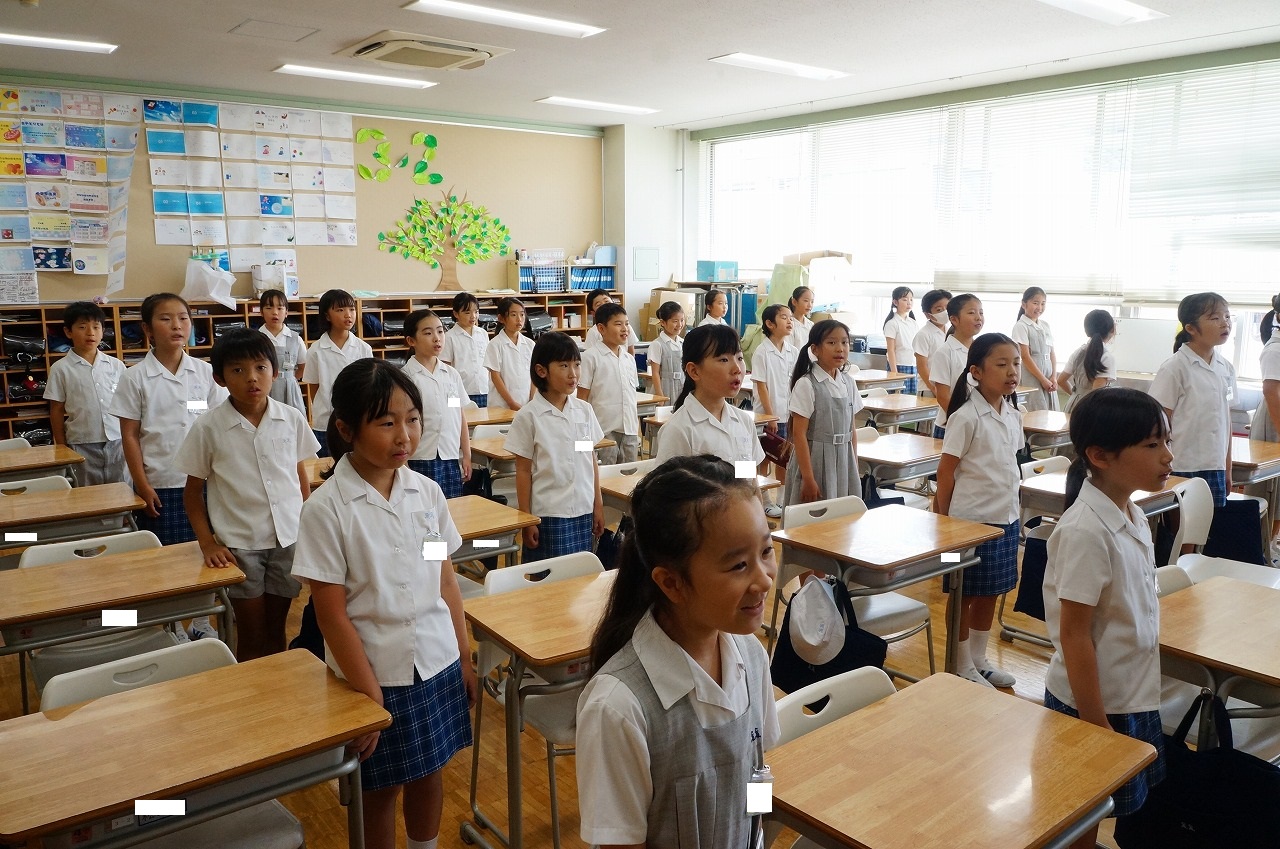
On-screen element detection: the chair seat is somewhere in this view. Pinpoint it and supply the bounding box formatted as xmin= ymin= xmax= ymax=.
xmin=850 ymin=592 xmax=928 ymax=638
xmin=1178 ymin=554 xmax=1280 ymax=589
xmin=124 ymin=801 xmax=302 ymax=849
xmin=33 ymin=627 xmax=180 ymax=689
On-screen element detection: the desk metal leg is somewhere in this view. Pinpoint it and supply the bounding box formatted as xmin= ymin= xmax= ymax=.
xmin=461 ymin=656 xmax=524 ymax=849
xmin=946 ymin=567 xmax=964 ymax=674
xmin=1044 ymin=797 xmax=1114 ymax=849
xmin=346 ymin=764 xmax=365 ymax=849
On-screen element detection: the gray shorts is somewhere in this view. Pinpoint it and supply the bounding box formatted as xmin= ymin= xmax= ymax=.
xmin=228 ymin=544 xmax=302 ymax=599
xmin=69 ymin=440 xmax=124 ymax=487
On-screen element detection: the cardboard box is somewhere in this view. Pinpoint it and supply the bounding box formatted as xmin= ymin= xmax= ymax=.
xmin=782 ymin=250 xmax=852 ymax=267
xmin=648 ymin=289 xmax=699 ymax=324
xmin=696 ymin=260 xmax=739 ymax=282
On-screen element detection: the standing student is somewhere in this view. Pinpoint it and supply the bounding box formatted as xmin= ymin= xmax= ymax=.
xmin=751 ymin=304 xmax=797 ymax=518
xmin=257 ymin=289 xmax=308 ymax=417
xmin=788 ymin=286 xmax=815 ymax=351
xmin=1043 ymin=388 xmax=1171 ymax=847
xmin=1012 ymin=286 xmax=1058 ymax=411
xmin=302 ymin=288 xmax=372 ymax=457
xmin=1057 ymin=309 xmax=1116 ymax=414
xmin=786 ymin=319 xmax=862 ymax=506
xmin=44 ymin=301 xmax=126 ymax=486
xmin=585 ymin=288 xmax=640 ymax=351
xmin=928 ymin=293 xmax=983 ymax=438
xmin=653 ymin=324 xmax=765 ymax=472
xmin=1149 ymin=292 xmax=1236 ymax=507
xmin=505 ymin=332 xmax=605 ymax=562
xmin=1251 ymin=293 xmax=1280 ymax=550
xmin=648 ymin=301 xmax=686 ymax=403
xmin=913 ymin=289 xmax=951 ymax=397
xmin=883 ymin=286 xmax=919 ymax=395
xmin=176 ymin=329 xmax=318 ymax=661
xmin=293 ymin=359 xmax=474 ymax=849
xmin=441 ymin=292 xmax=489 ymax=407
xmin=580 ymin=302 xmax=640 ymax=464
xmin=483 ymin=297 xmax=535 ymax=411
xmin=111 ymin=293 xmax=228 ymax=639
xmin=576 ymin=455 xmax=780 ymax=849
xmin=403 ymin=309 xmax=470 ymax=499
xmin=933 ymin=333 xmax=1023 ymax=688
xmin=698 ymin=289 xmax=729 ymax=327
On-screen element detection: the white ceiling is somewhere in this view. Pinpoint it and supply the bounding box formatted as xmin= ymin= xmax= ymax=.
xmin=2 ymin=0 xmax=1280 ymax=132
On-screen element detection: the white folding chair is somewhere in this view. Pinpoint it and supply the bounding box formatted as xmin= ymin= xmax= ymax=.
xmin=598 ymin=458 xmax=658 ymax=525
xmin=472 ymin=423 xmax=518 ymax=504
xmin=1168 ymin=477 xmax=1215 ymax=563
xmin=470 ymin=552 xmax=605 ymax=849
xmin=1153 ymin=565 xmax=1217 ymax=735
xmin=851 ymin=427 xmax=928 ymax=510
xmin=1217 ymin=675 xmax=1280 ymax=764
xmin=1177 ymin=553 xmax=1280 ymax=589
xmin=765 ymin=667 xmax=896 ymax=849
xmin=0 ymin=436 xmax=32 ymax=451
xmin=0 ymin=474 xmax=71 ymax=496
xmin=1018 ymin=454 xmax=1072 ymax=529
xmin=775 ymin=497 xmax=935 ymax=680
xmin=40 ymin=641 xmax=305 ymax=849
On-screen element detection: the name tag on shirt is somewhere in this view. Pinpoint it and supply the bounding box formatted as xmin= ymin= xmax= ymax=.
xmin=575 ymin=440 xmax=594 ymax=452
xmin=422 ymin=538 xmax=448 ymax=561
xmin=447 ymin=396 xmax=461 ymax=408
xmin=746 ymin=768 xmax=773 ymax=815
xmin=186 ymin=400 xmax=207 ymax=413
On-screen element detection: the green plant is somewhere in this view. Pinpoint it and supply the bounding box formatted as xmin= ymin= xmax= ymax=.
xmin=377 ymin=191 xmax=512 ymax=290
xmin=355 ymin=128 xmax=444 ymax=184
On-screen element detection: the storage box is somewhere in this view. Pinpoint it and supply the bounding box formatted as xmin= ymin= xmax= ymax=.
xmin=592 ymin=245 xmax=616 ymax=265
xmin=696 ymin=260 xmax=739 ymax=282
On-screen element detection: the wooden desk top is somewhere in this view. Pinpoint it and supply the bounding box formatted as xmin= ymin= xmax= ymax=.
xmin=0 ymin=482 xmax=143 ymax=530
xmin=303 ymin=456 xmax=334 ymax=487
xmin=635 ymin=391 xmax=668 ymax=406
xmin=599 ymin=472 xmax=780 ymax=502
xmin=1022 ymin=409 xmax=1071 ymax=434
xmin=1160 ymin=576 xmax=1280 ymax=687
xmin=769 ymin=674 xmax=1155 ymax=849
xmin=1231 ymin=436 xmax=1280 ymax=470
xmin=860 ymin=394 xmax=937 ymax=413
xmin=0 ymin=445 xmax=84 ymax=475
xmin=448 ymin=494 xmax=539 ymax=539
xmin=470 ymin=435 xmax=615 ymax=462
xmin=645 ymin=408 xmax=778 ymax=427
xmin=852 ymin=369 xmax=902 ymax=385
xmin=858 ymin=432 xmax=944 ymax=466
xmin=0 ymin=541 xmax=244 ymax=627
xmin=771 ymin=505 xmax=1001 ymax=571
xmin=1020 ymin=472 xmax=1187 ymax=509
xmin=465 ymin=570 xmax=615 ymax=667
xmin=465 ymin=406 xmax=517 ymax=428
xmin=0 ymin=651 xmax=391 ymax=841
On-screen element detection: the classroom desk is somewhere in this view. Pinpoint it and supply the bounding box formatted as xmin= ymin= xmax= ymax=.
xmin=771 ymin=505 xmax=1002 ymax=673
xmin=853 ymin=368 xmax=907 ymax=394
xmin=0 ymin=444 xmax=84 ymax=485
xmin=447 ymin=494 xmax=539 ymax=570
xmin=0 ymin=482 xmax=143 ymax=557
xmin=1231 ymin=436 xmax=1280 ymax=541
xmin=0 ymin=650 xmax=390 ymax=849
xmin=859 ymin=394 xmax=938 ymax=434
xmin=642 ymin=408 xmax=779 ymax=458
xmin=768 ymin=673 xmax=1156 ymax=849
xmin=465 ymin=405 xmax=517 ymax=431
xmin=1022 ymin=409 xmax=1072 ymax=454
xmin=0 ymin=540 xmax=242 ymax=714
xmin=598 ymin=470 xmax=780 ymax=514
xmin=1019 ymin=472 xmax=1187 ymax=521
xmin=462 ymin=570 xmax=616 ymax=849
xmin=634 ymin=391 xmax=667 ymax=418
xmin=857 ymin=432 xmax=944 ymax=488
xmin=469 ymin=435 xmax=616 ymax=465
xmin=303 ymin=455 xmax=334 ymax=487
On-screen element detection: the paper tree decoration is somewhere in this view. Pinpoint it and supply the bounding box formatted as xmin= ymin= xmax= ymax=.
xmin=355 ymin=129 xmax=443 ymax=185
xmin=377 ymin=191 xmax=512 ymax=291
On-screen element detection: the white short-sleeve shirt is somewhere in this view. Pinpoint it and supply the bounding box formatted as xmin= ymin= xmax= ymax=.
xmin=44 ymin=350 xmax=126 ymax=443
xmin=483 ymin=331 xmax=535 ymax=410
xmin=1063 ymin=342 xmax=1116 ymax=387
xmin=1011 ymin=315 xmax=1055 ymax=355
xmin=940 ymin=391 xmax=1022 ymax=525
xmin=698 ymin=314 xmax=728 ymax=327
xmin=789 ymin=316 xmax=814 ymax=351
xmin=788 ymin=367 xmax=864 ymax=420
xmin=586 ymin=323 xmax=642 ymax=350
xmin=174 ymin=397 xmax=319 ymax=549
xmin=302 ymin=332 xmax=373 ymax=431
xmin=576 ymin=610 xmax=781 ymax=846
xmin=653 ymin=395 xmax=765 ymax=467
xmin=928 ymin=336 xmax=970 ymax=427
xmin=1261 ymin=335 xmax=1280 ymax=382
xmin=109 ymin=351 xmax=229 ymax=490
xmin=441 ymin=324 xmax=489 ymax=396
xmin=913 ymin=319 xmax=946 ymax=364
xmin=1149 ymin=345 xmax=1237 ymax=472
xmin=751 ymin=339 xmax=799 ymax=418
xmin=292 ymin=457 xmax=463 ymax=686
xmin=883 ymin=314 xmax=918 ymax=362
xmin=503 ymin=392 xmax=604 ymax=517
xmin=403 ymin=357 xmax=466 ymax=461
xmin=580 ymin=342 xmax=640 ymax=436
xmin=1044 ymin=480 xmax=1161 ymax=714
xmin=648 ymin=332 xmax=683 ymax=373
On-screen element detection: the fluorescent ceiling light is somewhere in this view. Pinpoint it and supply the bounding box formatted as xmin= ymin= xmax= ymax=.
xmin=1032 ymin=0 xmax=1167 ymax=25
xmin=536 ymin=96 xmax=657 ymax=115
xmin=275 ymin=64 xmax=435 ymax=89
xmin=710 ymin=53 xmax=847 ymax=81
xmin=404 ymin=0 xmax=604 ymax=38
xmin=0 ymin=32 xmax=117 ymax=54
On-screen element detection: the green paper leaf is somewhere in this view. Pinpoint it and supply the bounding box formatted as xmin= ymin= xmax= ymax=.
xmin=375 ymin=168 xmax=391 ymax=182
xmin=428 ymin=173 xmax=443 ymax=184
xmin=356 ymin=128 xmax=373 ymax=144
xmin=376 ymin=141 xmax=391 ymax=158
xmin=377 ymin=232 xmax=386 ymax=241
xmin=372 ymin=151 xmax=386 ymax=164
xmin=412 ymin=132 xmax=426 ymax=146
xmin=371 ymin=129 xmax=386 ymax=140
xmin=357 ymin=164 xmax=373 ymax=180
xmin=425 ymin=148 xmax=436 ymax=162
xmin=412 ymin=174 xmax=429 ymax=185
xmin=424 ymin=135 xmax=437 ymax=148
xmin=397 ymin=154 xmax=410 ymax=169
xmin=413 ymin=160 xmax=429 ymax=174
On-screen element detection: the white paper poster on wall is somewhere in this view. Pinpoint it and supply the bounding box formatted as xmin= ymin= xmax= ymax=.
xmin=71 ymin=246 xmax=109 ymax=274
xmin=150 ymin=158 xmax=188 ymax=186
xmin=229 ymin=246 xmax=265 ymax=272
xmin=224 ymin=191 xmax=260 ymax=217
xmin=154 ymin=218 xmax=191 ymax=245
xmin=324 ymin=194 xmax=356 ymax=220
xmin=227 ymin=218 xmax=262 ymax=245
xmin=0 ymin=271 xmax=38 ymax=302
xmin=322 ymin=167 xmax=354 ymax=193
xmin=220 ymin=133 xmax=256 ymax=160
xmin=295 ymin=221 xmax=328 ymax=245
xmin=320 ymin=112 xmax=352 ymax=138
xmin=222 ymin=162 xmax=257 ymax=188
xmin=190 ymin=219 xmax=228 ymax=246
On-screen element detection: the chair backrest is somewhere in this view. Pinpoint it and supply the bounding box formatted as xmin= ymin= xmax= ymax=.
xmin=0 ymin=436 xmax=32 ymax=451
xmin=863 ymin=387 xmax=888 ymax=398
xmin=464 ymin=399 xmax=479 ymax=410
xmin=1020 ymin=455 xmax=1071 ymax=481
xmin=1026 ymin=522 xmax=1055 ymax=543
xmin=472 ymin=424 xmax=512 ymax=441
xmin=40 ymin=640 xmax=236 ymax=709
xmin=854 ymin=426 xmax=878 ymax=444
xmin=782 ymin=495 xmax=868 ymax=530
xmin=598 ymin=458 xmax=658 ymax=479
xmin=19 ymin=530 xmax=162 ymax=569
xmin=1170 ymin=476 xmax=1214 ymax=556
xmin=773 ymin=666 xmax=896 ymax=747
xmin=1154 ymin=564 xmax=1194 ymax=597
xmin=0 ymin=475 xmax=71 ymax=497
xmin=484 ymin=551 xmax=604 ymax=596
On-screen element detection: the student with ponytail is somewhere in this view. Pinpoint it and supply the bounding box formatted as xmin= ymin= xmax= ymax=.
xmin=1012 ymin=286 xmax=1058 ymax=411
xmin=883 ymin=286 xmax=919 ymax=394
xmin=788 ymin=286 xmax=815 ymax=350
xmin=1057 ymin=309 xmax=1117 ymax=413
xmin=577 ymin=455 xmax=780 ymax=849
xmin=1250 ymin=293 xmax=1280 ymax=550
xmin=786 ymin=319 xmax=862 ymax=505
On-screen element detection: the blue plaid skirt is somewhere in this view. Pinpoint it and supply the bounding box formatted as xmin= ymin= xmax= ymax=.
xmin=933 ymin=425 xmax=946 ymax=439
xmin=313 ymin=429 xmax=330 ymax=458
xmin=362 ymin=660 xmax=472 ymax=792
xmin=1174 ymin=469 xmax=1227 ymax=507
xmin=135 ymin=487 xmax=195 ymax=546
xmin=896 ymin=364 xmax=918 ymax=396
xmin=944 ymin=520 xmax=1020 ymax=596
xmin=1044 ymin=689 xmax=1165 ymax=816
xmin=523 ymin=514 xmax=594 ymax=562
xmin=408 ymin=457 xmax=464 ymax=499
xmin=469 ymin=393 xmax=488 ymax=408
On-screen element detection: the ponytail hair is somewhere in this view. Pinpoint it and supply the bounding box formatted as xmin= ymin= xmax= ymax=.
xmin=883 ymin=286 xmax=917 ymax=327
xmin=1260 ymin=293 xmax=1280 ymax=344
xmin=1064 ymin=388 xmax=1168 ymax=510
xmin=946 ymin=332 xmax=1017 ymax=418
xmin=790 ymin=318 xmax=850 ymax=390
xmin=1173 ymin=291 xmax=1229 ymax=353
xmin=761 ymin=303 xmax=787 ymax=339
xmin=656 ymin=300 xmax=684 ymax=323
xmin=588 ymin=455 xmax=760 ymax=676
xmin=943 ymin=293 xmax=979 ymax=339
xmin=325 ymin=359 xmax=423 ymax=478
xmin=787 ymin=286 xmax=813 ymax=316
xmin=674 ymin=324 xmax=741 ymax=411
xmin=1081 ymin=309 xmax=1115 ymax=382
xmin=1016 ymin=286 xmax=1046 ymax=321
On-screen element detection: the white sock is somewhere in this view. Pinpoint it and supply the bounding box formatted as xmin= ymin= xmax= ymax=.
xmin=407 ymin=838 xmax=438 ymax=849
xmin=956 ymin=637 xmax=975 ymax=673
xmin=970 ymin=628 xmax=992 ymax=668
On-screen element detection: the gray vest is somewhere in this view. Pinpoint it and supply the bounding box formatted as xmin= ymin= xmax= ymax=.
xmin=807 ymin=372 xmax=856 ymax=445
xmin=601 ymin=633 xmax=767 ymax=849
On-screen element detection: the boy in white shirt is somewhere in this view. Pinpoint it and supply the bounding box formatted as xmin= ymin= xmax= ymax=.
xmin=44 ymin=301 xmax=126 ymax=485
xmin=403 ymin=308 xmax=471 ymax=498
xmin=579 ymin=303 xmax=640 ymax=464
xmin=176 ymin=329 xmax=319 ymax=661
xmin=302 ymin=288 xmax=372 ymax=456
xmin=483 ymin=297 xmax=535 ymax=411
xmin=585 ymin=289 xmax=640 ymax=352
xmin=441 ymin=291 xmax=490 ymax=407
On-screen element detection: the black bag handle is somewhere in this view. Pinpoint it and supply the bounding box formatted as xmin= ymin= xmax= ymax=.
xmin=827 ymin=577 xmax=861 ymax=630
xmin=1171 ymin=688 xmax=1235 ymax=750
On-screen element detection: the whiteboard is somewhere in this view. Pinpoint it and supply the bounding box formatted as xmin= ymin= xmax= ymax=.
xmin=1113 ymin=317 xmax=1180 ymax=374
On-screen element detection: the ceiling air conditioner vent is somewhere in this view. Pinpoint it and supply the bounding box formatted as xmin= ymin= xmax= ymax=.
xmin=341 ymin=30 xmax=511 ymax=71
